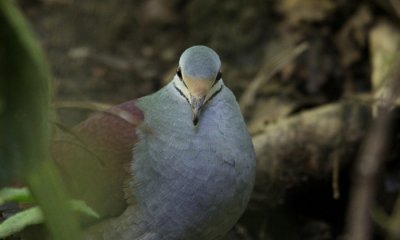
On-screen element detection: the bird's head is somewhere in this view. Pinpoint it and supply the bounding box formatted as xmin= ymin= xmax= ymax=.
xmin=174 ymin=45 xmax=223 ymax=126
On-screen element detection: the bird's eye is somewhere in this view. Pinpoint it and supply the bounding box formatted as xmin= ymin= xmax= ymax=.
xmin=216 ymin=71 xmax=222 ymax=81
xmin=176 ymin=66 xmax=189 ymax=89
xmin=211 ymin=71 xmax=222 ymax=88
xmin=176 ymin=67 xmax=183 ymax=80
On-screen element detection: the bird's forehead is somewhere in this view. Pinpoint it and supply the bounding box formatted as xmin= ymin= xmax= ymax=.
xmin=179 ymin=46 xmax=221 ymax=80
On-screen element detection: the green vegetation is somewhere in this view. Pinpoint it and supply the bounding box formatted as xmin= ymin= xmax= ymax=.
xmin=0 ymin=1 xmax=82 ymax=239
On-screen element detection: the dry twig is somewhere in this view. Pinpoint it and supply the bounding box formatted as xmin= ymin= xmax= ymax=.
xmin=239 ymin=40 xmax=308 ymax=114
xmin=345 ymin=20 xmax=400 ymax=240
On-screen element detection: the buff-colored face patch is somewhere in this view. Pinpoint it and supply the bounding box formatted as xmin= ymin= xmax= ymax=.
xmin=182 ymin=75 xmax=214 ymax=98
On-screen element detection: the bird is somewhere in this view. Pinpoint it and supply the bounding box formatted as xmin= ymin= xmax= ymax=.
xmin=53 ymin=45 xmax=256 ymax=240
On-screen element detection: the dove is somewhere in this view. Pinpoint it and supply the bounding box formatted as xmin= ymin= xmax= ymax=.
xmin=54 ymin=45 xmax=256 ymax=240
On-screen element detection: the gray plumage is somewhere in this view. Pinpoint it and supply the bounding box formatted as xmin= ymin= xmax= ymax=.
xmin=179 ymin=45 xmax=221 ymax=80
xmin=85 ymin=46 xmax=256 ymax=240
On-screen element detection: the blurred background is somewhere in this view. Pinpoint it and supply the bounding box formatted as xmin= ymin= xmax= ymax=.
xmin=18 ymin=0 xmax=369 ymax=124
xmin=8 ymin=0 xmax=400 ymax=239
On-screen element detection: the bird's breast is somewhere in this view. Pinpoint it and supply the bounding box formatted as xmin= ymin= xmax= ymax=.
xmin=129 ymin=90 xmax=255 ymax=239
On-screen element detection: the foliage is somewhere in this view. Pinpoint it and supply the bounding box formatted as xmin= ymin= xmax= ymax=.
xmin=0 ymin=1 xmax=82 ymax=239
xmin=0 ymin=187 xmax=99 ymax=239
xmin=0 ymin=187 xmax=32 ymax=205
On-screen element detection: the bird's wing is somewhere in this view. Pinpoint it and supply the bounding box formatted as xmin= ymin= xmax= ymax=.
xmin=52 ymin=100 xmax=143 ymax=221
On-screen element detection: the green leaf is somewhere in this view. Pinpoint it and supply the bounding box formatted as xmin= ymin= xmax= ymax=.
xmin=0 ymin=206 xmax=43 ymax=238
xmin=0 ymin=1 xmax=82 ymax=239
xmin=0 ymin=200 xmax=99 ymax=238
xmin=71 ymin=200 xmax=100 ymax=219
xmin=0 ymin=187 xmax=33 ymax=205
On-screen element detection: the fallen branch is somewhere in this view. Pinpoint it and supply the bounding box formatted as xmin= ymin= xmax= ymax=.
xmin=250 ymin=97 xmax=370 ymax=209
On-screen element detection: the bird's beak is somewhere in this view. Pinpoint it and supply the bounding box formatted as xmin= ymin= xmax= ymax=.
xmin=190 ymin=95 xmax=206 ymax=126
xmin=183 ymin=76 xmax=213 ymax=125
